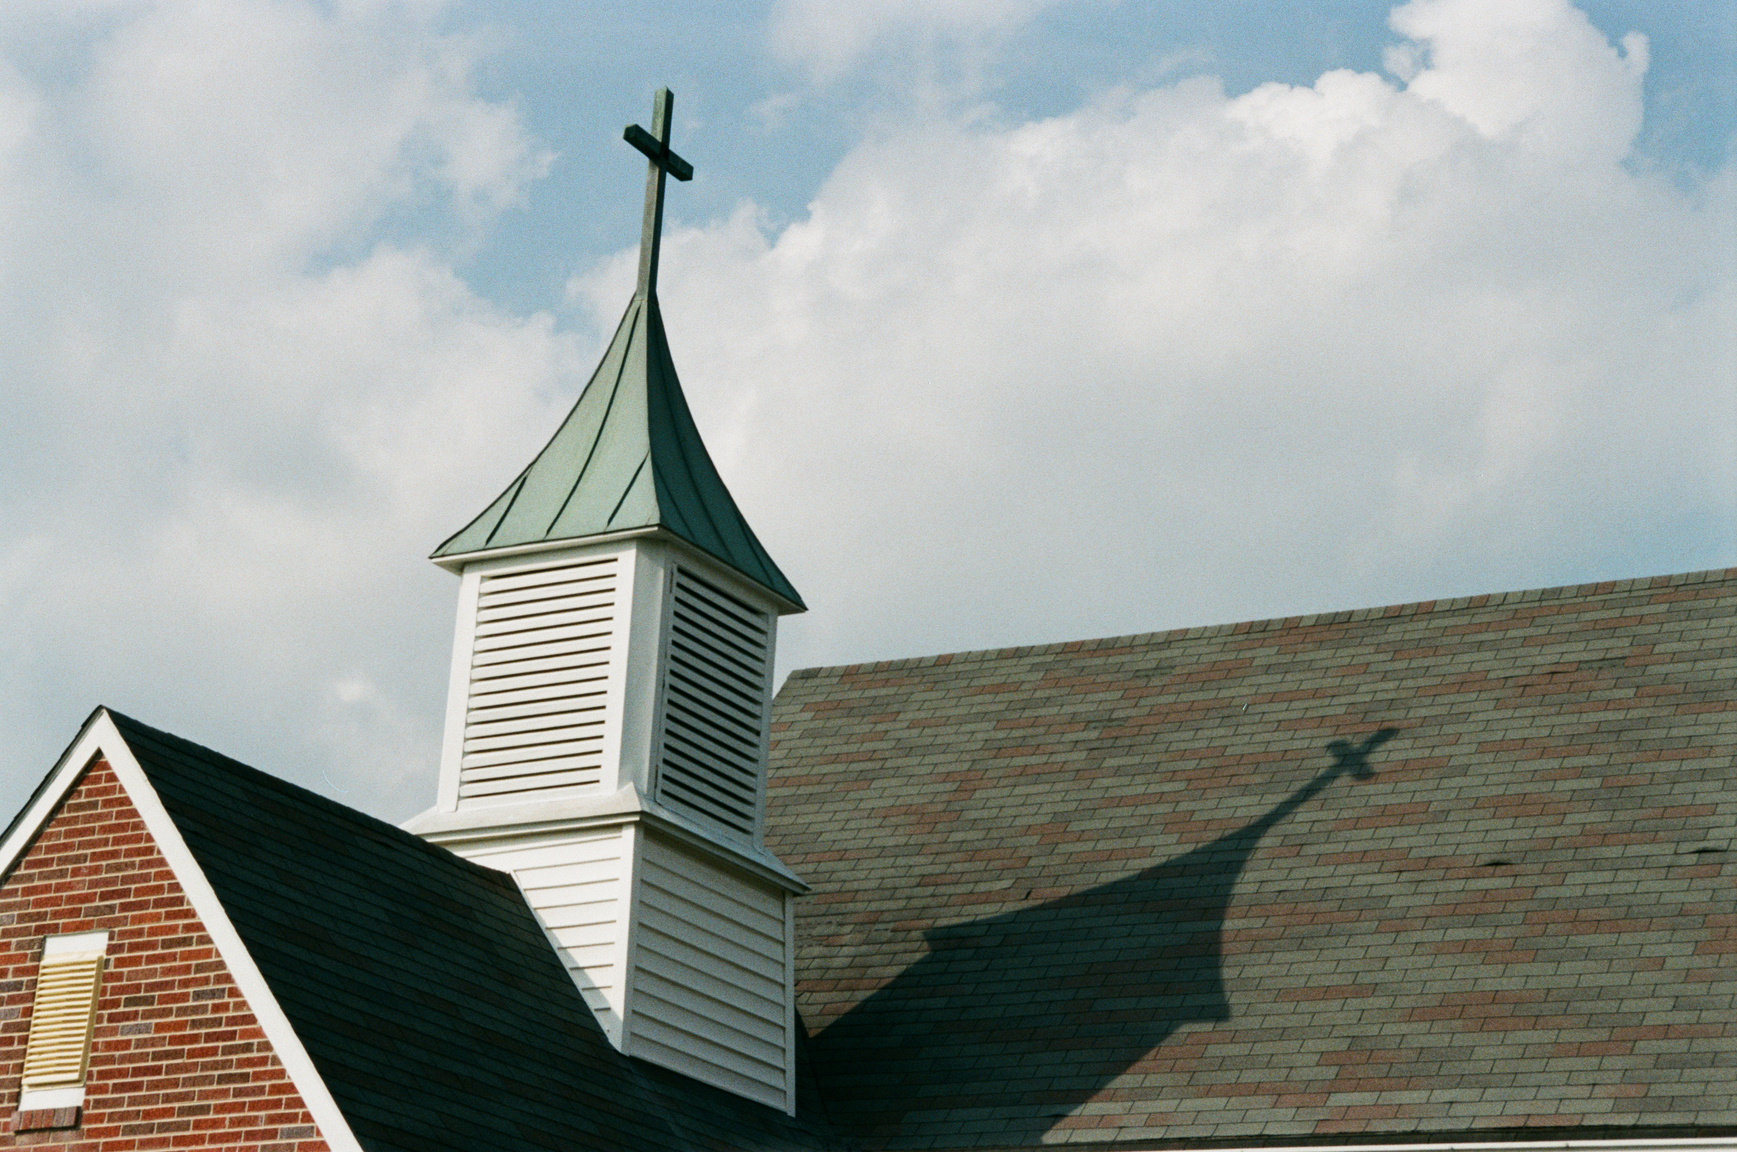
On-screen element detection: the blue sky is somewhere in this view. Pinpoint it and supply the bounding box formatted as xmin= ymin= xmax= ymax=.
xmin=402 ymin=1 xmax=1737 ymax=315
xmin=0 ymin=0 xmax=1731 ymax=821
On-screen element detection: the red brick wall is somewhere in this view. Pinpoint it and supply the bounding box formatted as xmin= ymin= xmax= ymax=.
xmin=0 ymin=757 xmax=330 ymax=1151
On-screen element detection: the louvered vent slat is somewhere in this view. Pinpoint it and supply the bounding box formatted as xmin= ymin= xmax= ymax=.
xmin=665 ymin=695 xmax=759 ymax=747
xmin=662 ymin=699 xmax=758 ymax=763
xmin=660 ymin=746 xmax=757 ymax=810
xmin=460 ymin=557 xmax=617 ymax=801
xmin=655 ymin=569 xmax=771 ymax=837
xmin=666 ymin=642 xmax=761 ymax=717
xmin=21 ymin=954 xmax=104 ymax=1089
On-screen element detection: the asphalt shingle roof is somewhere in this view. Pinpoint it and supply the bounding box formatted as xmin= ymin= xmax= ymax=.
xmin=765 ymin=568 xmax=1737 ymax=1150
xmin=110 ymin=712 xmax=836 ymax=1152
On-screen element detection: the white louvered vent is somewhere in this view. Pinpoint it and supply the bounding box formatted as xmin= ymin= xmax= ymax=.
xmin=22 ymin=936 xmax=107 ymax=1089
xmin=655 ymin=568 xmax=772 ymax=837
xmin=461 ymin=557 xmax=618 ymax=802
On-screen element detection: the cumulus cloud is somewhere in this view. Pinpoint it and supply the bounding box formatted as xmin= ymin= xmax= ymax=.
xmin=0 ymin=0 xmax=574 ymax=817
xmin=607 ymin=0 xmax=1733 ymax=676
xmin=1392 ymin=0 xmax=1648 ymax=163
xmin=3 ymin=0 xmax=1731 ymax=826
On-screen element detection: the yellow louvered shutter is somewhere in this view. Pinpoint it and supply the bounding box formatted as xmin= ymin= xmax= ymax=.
xmin=21 ymin=951 xmax=105 ymax=1089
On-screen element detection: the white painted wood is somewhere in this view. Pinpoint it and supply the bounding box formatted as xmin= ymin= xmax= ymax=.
xmin=21 ymin=953 xmax=104 ymax=1088
xmin=632 ymin=947 xmax=783 ymax=1033
xmin=41 ymin=931 xmax=109 ymax=957
xmin=624 ymin=829 xmax=794 ymax=1112
xmin=433 ymin=533 xmax=787 ymax=837
xmin=17 ymin=1085 xmax=84 ymax=1110
xmin=452 ymin=826 xmax=631 ymax=1043
xmin=782 ymin=888 xmax=796 ymax=1106
xmin=436 ymin=540 xmax=673 ymax=811
xmin=18 ymin=930 xmax=111 ymax=1105
xmin=615 ymin=545 xmax=671 ymax=796
xmin=0 ymin=722 xmax=99 ymax=880
xmin=423 ymin=531 xmax=805 ymax=1112
xmin=616 ymin=822 xmax=644 ymax=1045
xmin=405 ymin=795 xmax=807 ymax=892
xmin=455 ymin=555 xmax=621 ymax=804
xmin=631 ymin=1023 xmax=786 ymax=1111
xmin=436 ymin=568 xmax=482 ymax=812
xmin=651 ymin=566 xmax=774 ymax=841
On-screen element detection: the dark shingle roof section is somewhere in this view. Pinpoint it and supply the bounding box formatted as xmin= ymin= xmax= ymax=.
xmin=108 ymin=712 xmax=836 ymax=1152
xmin=431 ymin=294 xmax=803 ymax=609
xmin=766 ymin=569 xmax=1737 ymax=1150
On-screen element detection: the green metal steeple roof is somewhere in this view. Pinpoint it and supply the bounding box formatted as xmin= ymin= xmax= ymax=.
xmin=431 ymin=293 xmax=803 ymax=609
xmin=433 ymin=87 xmax=802 ymax=610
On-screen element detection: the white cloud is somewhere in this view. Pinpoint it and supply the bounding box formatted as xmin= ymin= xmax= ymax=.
xmin=74 ymin=0 xmax=550 ymax=280
xmin=2 ymin=0 xmax=1731 ymax=827
xmin=1392 ymin=0 xmax=1647 ymax=163
xmin=634 ymin=0 xmax=1732 ymax=677
xmin=0 ymin=0 xmax=575 ymax=817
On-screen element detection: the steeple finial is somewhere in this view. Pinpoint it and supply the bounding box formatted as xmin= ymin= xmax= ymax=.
xmin=624 ymin=87 xmax=693 ymax=299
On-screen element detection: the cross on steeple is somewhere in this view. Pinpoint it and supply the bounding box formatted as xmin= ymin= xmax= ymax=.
xmin=624 ymin=87 xmax=694 ymax=299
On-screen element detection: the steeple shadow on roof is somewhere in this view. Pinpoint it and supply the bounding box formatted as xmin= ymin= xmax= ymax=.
xmin=809 ymin=730 xmax=1395 ymax=1148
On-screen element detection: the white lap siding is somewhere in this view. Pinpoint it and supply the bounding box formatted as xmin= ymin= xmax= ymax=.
xmin=626 ymin=832 xmax=793 ymax=1111
xmin=458 ymin=828 xmax=632 ymax=1043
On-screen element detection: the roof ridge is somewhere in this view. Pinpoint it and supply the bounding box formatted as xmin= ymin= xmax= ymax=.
xmin=781 ymin=566 xmax=1737 ymax=680
xmin=103 ymin=708 xmax=499 ymax=881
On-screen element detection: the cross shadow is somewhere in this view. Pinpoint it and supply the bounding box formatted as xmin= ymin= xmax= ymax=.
xmin=808 ymin=730 xmax=1395 ymax=1146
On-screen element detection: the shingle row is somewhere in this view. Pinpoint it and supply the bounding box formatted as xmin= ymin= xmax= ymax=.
xmin=767 ymin=568 xmax=1737 ymax=1150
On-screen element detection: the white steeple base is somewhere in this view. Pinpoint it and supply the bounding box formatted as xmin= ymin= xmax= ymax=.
xmin=406 ymin=531 xmax=806 ymax=1114
xmin=407 ymin=800 xmax=802 ymax=1113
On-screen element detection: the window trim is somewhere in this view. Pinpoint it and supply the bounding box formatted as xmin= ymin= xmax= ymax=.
xmin=18 ymin=930 xmax=109 ymax=1112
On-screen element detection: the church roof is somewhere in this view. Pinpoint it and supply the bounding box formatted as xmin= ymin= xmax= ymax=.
xmin=8 ymin=568 xmax=1732 ymax=1152
xmin=431 ymin=294 xmax=803 ymax=610
xmin=766 ymin=567 xmax=1737 ymax=1149
xmin=104 ymin=711 xmax=836 ymax=1152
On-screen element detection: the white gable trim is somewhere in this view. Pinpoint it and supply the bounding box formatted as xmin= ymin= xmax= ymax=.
xmin=0 ymin=710 xmax=366 ymax=1152
xmin=0 ymin=714 xmax=102 ymax=881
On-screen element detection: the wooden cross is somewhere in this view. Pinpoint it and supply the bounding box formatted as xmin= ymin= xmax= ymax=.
xmin=624 ymin=87 xmax=694 ymax=299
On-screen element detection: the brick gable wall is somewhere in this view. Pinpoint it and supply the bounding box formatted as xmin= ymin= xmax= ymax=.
xmin=0 ymin=757 xmax=330 ymax=1151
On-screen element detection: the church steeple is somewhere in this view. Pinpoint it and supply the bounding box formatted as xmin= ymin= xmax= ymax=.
xmin=431 ymin=87 xmax=801 ymax=610
xmin=626 ymin=84 xmax=690 ymax=300
xmin=407 ymin=88 xmax=806 ymax=1114
xmin=430 ymin=293 xmax=802 ymax=608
